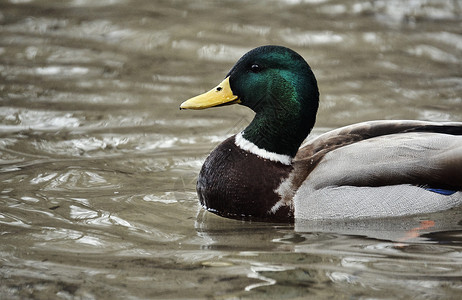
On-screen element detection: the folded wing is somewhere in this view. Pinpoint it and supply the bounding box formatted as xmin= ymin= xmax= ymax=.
xmin=294 ymin=120 xmax=462 ymax=191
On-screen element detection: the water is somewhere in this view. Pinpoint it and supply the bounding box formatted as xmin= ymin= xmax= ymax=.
xmin=1 ymin=0 xmax=462 ymax=298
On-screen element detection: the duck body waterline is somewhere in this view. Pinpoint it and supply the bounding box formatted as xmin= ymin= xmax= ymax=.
xmin=181 ymin=45 xmax=462 ymax=222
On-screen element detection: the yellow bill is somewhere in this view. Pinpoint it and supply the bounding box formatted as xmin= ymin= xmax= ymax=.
xmin=180 ymin=77 xmax=240 ymax=109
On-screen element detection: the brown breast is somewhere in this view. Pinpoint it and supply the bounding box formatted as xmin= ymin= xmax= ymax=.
xmin=197 ymin=135 xmax=294 ymax=222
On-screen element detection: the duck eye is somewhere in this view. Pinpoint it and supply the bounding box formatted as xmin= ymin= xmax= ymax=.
xmin=250 ymin=64 xmax=261 ymax=73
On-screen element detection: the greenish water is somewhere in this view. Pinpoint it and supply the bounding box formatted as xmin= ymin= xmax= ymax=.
xmin=1 ymin=0 xmax=462 ymax=299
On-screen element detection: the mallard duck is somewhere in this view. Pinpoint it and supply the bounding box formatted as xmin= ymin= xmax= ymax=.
xmin=180 ymin=45 xmax=462 ymax=222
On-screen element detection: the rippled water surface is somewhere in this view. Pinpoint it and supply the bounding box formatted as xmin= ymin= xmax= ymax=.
xmin=1 ymin=0 xmax=462 ymax=299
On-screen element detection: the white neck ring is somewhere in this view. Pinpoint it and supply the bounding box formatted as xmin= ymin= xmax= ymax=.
xmin=234 ymin=132 xmax=293 ymax=165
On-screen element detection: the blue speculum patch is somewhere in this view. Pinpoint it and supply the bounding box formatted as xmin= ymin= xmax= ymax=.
xmin=425 ymin=188 xmax=457 ymax=196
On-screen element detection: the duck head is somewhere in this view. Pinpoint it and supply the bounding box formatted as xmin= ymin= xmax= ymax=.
xmin=181 ymin=45 xmax=319 ymax=158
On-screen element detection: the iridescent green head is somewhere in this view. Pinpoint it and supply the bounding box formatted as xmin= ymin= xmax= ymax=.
xmin=181 ymin=45 xmax=320 ymax=157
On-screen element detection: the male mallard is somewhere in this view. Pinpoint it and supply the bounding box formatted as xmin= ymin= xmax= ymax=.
xmin=180 ymin=45 xmax=462 ymax=222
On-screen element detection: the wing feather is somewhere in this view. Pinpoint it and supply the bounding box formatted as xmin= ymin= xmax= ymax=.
xmin=290 ymin=120 xmax=462 ymax=192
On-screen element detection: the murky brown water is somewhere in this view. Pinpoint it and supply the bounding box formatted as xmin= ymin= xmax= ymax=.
xmin=1 ymin=0 xmax=462 ymax=299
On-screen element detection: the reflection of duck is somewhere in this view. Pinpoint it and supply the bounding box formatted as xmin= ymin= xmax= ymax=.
xmin=181 ymin=45 xmax=462 ymax=222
